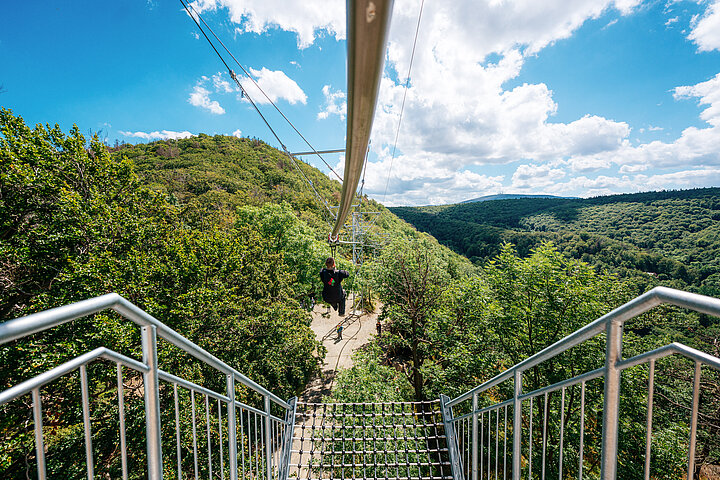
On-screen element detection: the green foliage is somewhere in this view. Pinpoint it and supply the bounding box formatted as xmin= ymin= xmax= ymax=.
xmin=330 ymin=344 xmax=413 ymax=403
xmin=391 ymin=188 xmax=720 ymax=295
xmin=337 ymin=239 xmax=720 ymax=477
xmin=0 ymin=110 xmax=324 ymax=478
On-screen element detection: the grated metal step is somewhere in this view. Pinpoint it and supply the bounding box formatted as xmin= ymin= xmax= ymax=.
xmin=290 ymin=400 xmax=452 ymax=480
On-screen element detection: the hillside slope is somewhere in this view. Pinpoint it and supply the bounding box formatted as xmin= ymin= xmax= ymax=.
xmin=112 ymin=134 xmax=414 ymax=240
xmin=391 ymin=188 xmax=720 ymax=295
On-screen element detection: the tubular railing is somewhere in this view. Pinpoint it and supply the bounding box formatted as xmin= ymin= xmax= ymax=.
xmin=0 ymin=293 xmax=296 ymax=480
xmin=442 ymin=286 xmax=720 ymax=480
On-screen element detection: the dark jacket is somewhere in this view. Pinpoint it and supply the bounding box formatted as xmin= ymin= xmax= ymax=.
xmin=320 ymin=268 xmax=349 ymax=303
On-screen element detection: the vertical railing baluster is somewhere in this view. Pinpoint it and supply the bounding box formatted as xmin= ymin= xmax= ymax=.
xmin=219 ymin=398 xmax=225 ymax=480
xmin=142 ymin=325 xmax=163 ymax=480
xmin=175 ymin=384 xmax=182 ymax=479
xmin=487 ymin=408 xmax=491 ymax=480
xmin=192 ymin=390 xmax=199 ymax=479
xmin=80 ymin=364 xmax=94 ymax=480
xmin=472 ymin=393 xmax=478 ymax=480
xmin=687 ymin=361 xmax=701 ymax=480
xmin=559 ymin=387 xmax=565 ymax=480
xmin=480 ymin=410 xmax=484 ymax=480
xmin=266 ymin=396 xmax=273 ymax=480
xmin=580 ymin=382 xmax=586 ymax=480
xmin=207 ymin=394 xmax=214 ymax=479
xmin=255 ymin=411 xmax=260 ymax=480
xmin=528 ymin=397 xmax=533 ymax=480
xmin=541 ymin=393 xmax=547 ymax=480
xmin=600 ymin=319 xmax=622 ymax=480
xmin=117 ymin=364 xmax=128 ymax=480
xmin=32 ymin=388 xmax=47 ymax=480
xmin=227 ymin=374 xmax=238 ymax=480
xmin=495 ymin=408 xmax=499 ymax=480
xmin=512 ymin=369 xmax=522 ymax=480
xmin=241 ymin=408 xmax=246 ymax=480
xmin=644 ymin=360 xmax=655 ymax=480
xmin=503 ymin=404 xmax=507 ymax=480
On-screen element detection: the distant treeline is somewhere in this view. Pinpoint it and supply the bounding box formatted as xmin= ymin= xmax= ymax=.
xmin=391 ymin=188 xmax=720 ymax=296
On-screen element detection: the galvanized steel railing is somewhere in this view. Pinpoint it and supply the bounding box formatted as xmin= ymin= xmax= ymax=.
xmin=0 ymin=293 xmax=296 ymax=480
xmin=442 ymin=286 xmax=720 ymax=480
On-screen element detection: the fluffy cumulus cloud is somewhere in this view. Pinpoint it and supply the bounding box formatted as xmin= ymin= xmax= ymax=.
xmin=188 ymin=69 xmax=305 ymax=116
xmin=240 ymin=67 xmax=307 ymax=105
xmin=359 ymin=153 xmax=504 ymax=206
xmin=512 ymin=162 xmax=567 ymax=189
xmin=358 ymin=0 xmax=645 ymax=204
xmin=317 ymin=85 xmax=347 ymax=120
xmin=188 ymin=85 xmax=226 ymax=115
xmin=201 ymin=0 xmax=720 ymax=204
xmin=562 ymin=73 xmax=720 ymax=177
xmin=188 ymin=0 xmax=345 ymax=48
xmin=120 ymin=130 xmax=195 ymax=140
xmin=689 ymin=0 xmax=720 ymax=52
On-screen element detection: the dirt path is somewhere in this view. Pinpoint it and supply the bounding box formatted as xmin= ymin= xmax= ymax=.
xmin=300 ymin=299 xmax=379 ymax=402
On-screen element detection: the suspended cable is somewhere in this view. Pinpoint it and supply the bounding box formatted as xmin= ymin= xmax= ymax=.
xmin=183 ymin=1 xmax=343 ymax=182
xmin=382 ymin=0 xmax=425 ymax=204
xmin=179 ymin=0 xmax=336 ymax=223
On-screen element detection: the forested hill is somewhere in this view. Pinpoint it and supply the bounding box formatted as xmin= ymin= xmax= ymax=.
xmin=110 ymin=133 xmax=408 ymax=235
xmin=390 ymin=188 xmax=720 ymax=295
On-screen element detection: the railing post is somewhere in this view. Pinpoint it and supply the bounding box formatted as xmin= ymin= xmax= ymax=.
xmin=472 ymin=393 xmax=478 ymax=480
xmin=440 ymin=394 xmax=465 ymax=480
xmin=227 ymin=374 xmax=238 ymax=480
xmin=265 ymin=395 xmax=273 ymax=480
xmin=141 ymin=325 xmax=163 ymax=480
xmin=512 ymin=369 xmax=522 ymax=480
xmin=600 ymin=319 xmax=623 ymax=480
xmin=279 ymin=397 xmax=297 ymax=480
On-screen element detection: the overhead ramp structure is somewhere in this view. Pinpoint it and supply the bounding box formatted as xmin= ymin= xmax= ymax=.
xmin=330 ymin=0 xmax=393 ymax=242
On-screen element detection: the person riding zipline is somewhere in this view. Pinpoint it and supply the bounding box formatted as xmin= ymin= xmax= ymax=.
xmin=320 ymin=257 xmax=349 ymax=316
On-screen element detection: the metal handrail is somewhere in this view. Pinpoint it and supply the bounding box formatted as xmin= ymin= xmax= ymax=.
xmin=447 ymin=286 xmax=720 ymax=408
xmin=0 ymin=347 xmax=148 ymax=405
xmin=444 ymin=286 xmax=720 ymax=480
xmin=0 ymin=292 xmax=289 ymax=408
xmin=1 ymin=294 xmax=294 ymax=480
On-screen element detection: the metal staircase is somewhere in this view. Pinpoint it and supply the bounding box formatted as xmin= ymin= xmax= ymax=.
xmin=289 ymin=400 xmax=453 ymax=480
xmin=1 ymin=287 xmax=720 ymax=479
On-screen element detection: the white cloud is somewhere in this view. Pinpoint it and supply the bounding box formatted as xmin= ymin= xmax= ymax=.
xmin=232 ymin=129 xmax=243 ymax=138
xmin=665 ymin=16 xmax=679 ymax=26
xmin=241 ymin=67 xmax=307 ymax=105
xmin=688 ymin=0 xmax=720 ymax=51
xmin=674 ymin=73 xmax=720 ymax=127
xmin=188 ymin=85 xmax=226 ymax=115
xmin=213 ymin=73 xmax=235 ymax=93
xmin=318 ymin=85 xmax=347 ymax=120
xmin=511 ymin=163 xmax=566 ymax=189
xmin=188 ymin=0 xmax=345 ymax=48
xmin=120 ymin=130 xmax=195 ymax=140
xmin=365 ymin=0 xmax=639 ymax=180
xmin=196 ymin=0 xmax=720 ymax=205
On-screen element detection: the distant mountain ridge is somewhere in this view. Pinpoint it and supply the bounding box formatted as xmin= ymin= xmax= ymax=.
xmin=390 ymin=186 xmax=720 ymax=296
xmin=461 ymin=193 xmax=576 ymax=203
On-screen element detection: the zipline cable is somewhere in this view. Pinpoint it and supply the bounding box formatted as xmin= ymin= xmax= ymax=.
xmin=179 ymin=0 xmax=337 ymax=223
xmin=183 ymin=0 xmax=343 ymax=182
xmin=382 ymin=0 xmax=425 ymax=204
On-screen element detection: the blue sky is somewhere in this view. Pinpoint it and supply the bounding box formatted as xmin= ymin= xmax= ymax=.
xmin=2 ymin=0 xmax=720 ymax=206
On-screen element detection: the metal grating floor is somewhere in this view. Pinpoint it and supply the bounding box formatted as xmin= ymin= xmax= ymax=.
xmin=289 ymin=400 xmax=453 ymax=480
